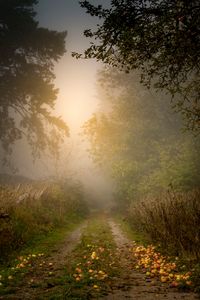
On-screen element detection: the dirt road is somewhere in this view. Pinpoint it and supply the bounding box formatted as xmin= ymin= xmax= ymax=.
xmin=0 ymin=215 xmax=199 ymax=299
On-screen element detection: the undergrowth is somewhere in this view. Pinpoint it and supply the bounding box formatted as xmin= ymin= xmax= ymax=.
xmin=128 ymin=189 xmax=200 ymax=259
xmin=0 ymin=181 xmax=89 ymax=262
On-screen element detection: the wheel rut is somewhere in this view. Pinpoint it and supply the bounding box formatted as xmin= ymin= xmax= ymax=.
xmin=1 ymin=222 xmax=87 ymax=300
xmin=1 ymin=216 xmax=199 ymax=300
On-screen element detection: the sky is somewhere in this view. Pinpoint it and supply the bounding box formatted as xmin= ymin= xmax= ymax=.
xmin=36 ymin=0 xmax=108 ymax=135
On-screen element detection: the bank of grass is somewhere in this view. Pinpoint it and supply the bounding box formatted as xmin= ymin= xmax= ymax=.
xmin=0 ymin=182 xmax=89 ymax=262
xmin=61 ymin=214 xmax=120 ymax=299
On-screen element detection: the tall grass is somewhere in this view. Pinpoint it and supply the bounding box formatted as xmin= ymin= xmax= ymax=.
xmin=0 ymin=181 xmax=89 ymax=261
xmin=128 ymin=189 xmax=200 ymax=259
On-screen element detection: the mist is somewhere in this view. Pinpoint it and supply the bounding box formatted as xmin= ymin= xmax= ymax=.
xmin=0 ymin=0 xmax=199 ymax=209
xmin=0 ymin=0 xmax=114 ymax=208
xmin=1 ymin=1 xmax=200 ymax=297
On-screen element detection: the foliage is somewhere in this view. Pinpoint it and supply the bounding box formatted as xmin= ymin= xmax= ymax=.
xmin=77 ymin=0 xmax=200 ymax=131
xmin=0 ymin=0 xmax=68 ymax=161
xmin=83 ymin=68 xmax=200 ymax=208
xmin=0 ymin=181 xmax=89 ymax=260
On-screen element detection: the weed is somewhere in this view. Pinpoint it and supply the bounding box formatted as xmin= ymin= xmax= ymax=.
xmin=128 ymin=189 xmax=200 ymax=259
xmin=0 ymin=181 xmax=89 ymax=262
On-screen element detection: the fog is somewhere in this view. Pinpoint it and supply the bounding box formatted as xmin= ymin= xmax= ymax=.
xmin=0 ymin=0 xmax=114 ymax=207
xmin=1 ymin=0 xmax=199 ymax=210
xmin=1 ymin=3 xmax=199 ymax=297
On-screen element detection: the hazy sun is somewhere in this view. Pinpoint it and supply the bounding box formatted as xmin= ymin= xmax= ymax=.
xmin=55 ymin=57 xmax=99 ymax=134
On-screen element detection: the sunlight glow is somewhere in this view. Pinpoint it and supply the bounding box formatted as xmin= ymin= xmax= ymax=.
xmin=55 ymin=57 xmax=99 ymax=135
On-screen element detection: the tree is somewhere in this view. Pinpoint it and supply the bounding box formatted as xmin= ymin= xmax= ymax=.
xmin=0 ymin=0 xmax=68 ymax=162
xmin=76 ymin=0 xmax=200 ymax=132
xmin=83 ymin=68 xmax=200 ymax=208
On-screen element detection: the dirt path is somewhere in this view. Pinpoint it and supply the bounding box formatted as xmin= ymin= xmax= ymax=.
xmin=1 ymin=216 xmax=199 ymax=299
xmin=1 ymin=222 xmax=86 ymax=300
xmin=105 ymin=219 xmax=199 ymax=300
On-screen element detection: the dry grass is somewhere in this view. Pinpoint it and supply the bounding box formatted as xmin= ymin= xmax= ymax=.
xmin=0 ymin=182 xmax=88 ymax=261
xmin=128 ymin=189 xmax=200 ymax=259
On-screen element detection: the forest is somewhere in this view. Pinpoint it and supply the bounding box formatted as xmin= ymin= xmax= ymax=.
xmin=0 ymin=1 xmax=199 ymax=299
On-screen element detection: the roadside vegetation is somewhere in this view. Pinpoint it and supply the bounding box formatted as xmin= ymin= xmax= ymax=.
xmin=128 ymin=190 xmax=200 ymax=259
xmin=126 ymin=189 xmax=200 ymax=292
xmin=116 ymin=208 xmax=200 ymax=293
xmin=0 ymin=180 xmax=89 ymax=262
